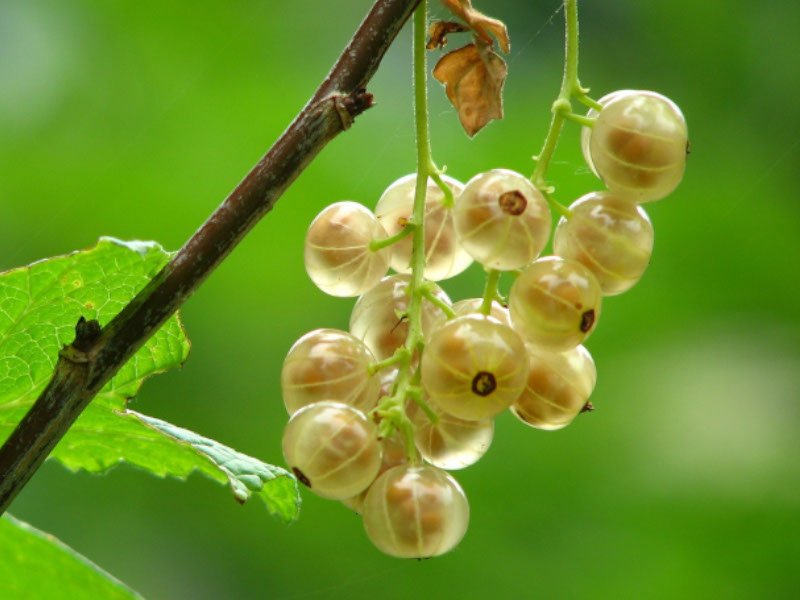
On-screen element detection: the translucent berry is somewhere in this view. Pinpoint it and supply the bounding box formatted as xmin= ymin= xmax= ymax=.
xmin=375 ymin=174 xmax=472 ymax=281
xmin=304 ymin=201 xmax=391 ymax=297
xmin=509 ymin=256 xmax=602 ymax=351
xmin=511 ymin=345 xmax=597 ymax=430
xmin=362 ymin=465 xmax=469 ymax=558
xmin=282 ymin=401 xmax=382 ymax=500
xmin=407 ymin=400 xmax=494 ymax=470
xmin=421 ymin=315 xmax=529 ymax=421
xmin=350 ymin=274 xmax=451 ymax=360
xmin=452 ymin=298 xmax=511 ymax=327
xmin=342 ymin=434 xmax=407 ymax=514
xmin=453 ymin=169 xmax=551 ymax=270
xmin=281 ymin=329 xmax=380 ymax=415
xmin=553 ymin=191 xmax=654 ymax=295
xmin=588 ymin=90 xmax=688 ymax=202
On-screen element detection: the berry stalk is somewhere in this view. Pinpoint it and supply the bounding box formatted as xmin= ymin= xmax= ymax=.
xmin=374 ymin=0 xmax=442 ymax=461
xmin=530 ymin=0 xmax=593 ymax=217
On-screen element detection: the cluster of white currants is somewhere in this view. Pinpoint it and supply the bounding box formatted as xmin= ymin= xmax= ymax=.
xmin=281 ymin=89 xmax=687 ymax=558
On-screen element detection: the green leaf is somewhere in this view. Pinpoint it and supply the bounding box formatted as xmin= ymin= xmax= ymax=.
xmin=0 ymin=514 xmax=140 ymax=599
xmin=0 ymin=238 xmax=299 ymax=522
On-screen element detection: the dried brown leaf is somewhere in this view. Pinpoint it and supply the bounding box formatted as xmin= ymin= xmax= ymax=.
xmin=433 ymin=41 xmax=508 ymax=137
xmin=441 ymin=0 xmax=510 ymax=53
xmin=427 ymin=20 xmax=469 ymax=50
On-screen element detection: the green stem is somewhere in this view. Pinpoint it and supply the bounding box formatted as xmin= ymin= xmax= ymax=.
xmin=480 ymin=270 xmax=501 ymax=315
xmin=422 ymin=286 xmax=456 ymax=319
xmin=428 ymin=168 xmax=455 ymax=208
xmin=376 ymin=0 xmax=437 ymax=464
xmin=369 ymin=223 xmax=416 ymax=251
xmin=531 ymin=0 xmax=585 ymax=194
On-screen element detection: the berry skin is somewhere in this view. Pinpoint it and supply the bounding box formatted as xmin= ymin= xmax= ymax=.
xmin=304 ymin=201 xmax=391 ymax=297
xmin=421 ymin=314 xmax=529 ymax=421
xmin=281 ymin=329 xmax=380 ymax=415
xmin=407 ymin=400 xmax=494 ymax=470
xmin=282 ymin=401 xmax=382 ymax=500
xmin=349 ymin=274 xmax=451 ymax=360
xmin=553 ymin=191 xmax=654 ymax=296
xmin=362 ymin=464 xmax=469 ymax=558
xmin=342 ymin=434 xmax=407 ymax=514
xmin=452 ymin=298 xmax=512 ymax=326
xmin=453 ymin=169 xmax=551 ymax=270
xmin=588 ymin=90 xmax=688 ymax=202
xmin=580 ymin=90 xmax=633 ymax=176
xmin=509 ymin=256 xmax=602 ymax=351
xmin=375 ymin=174 xmax=472 ymax=281
xmin=511 ymin=345 xmax=597 ymax=430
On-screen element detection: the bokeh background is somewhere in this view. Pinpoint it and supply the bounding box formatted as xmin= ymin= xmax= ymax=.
xmin=2 ymin=0 xmax=799 ymax=598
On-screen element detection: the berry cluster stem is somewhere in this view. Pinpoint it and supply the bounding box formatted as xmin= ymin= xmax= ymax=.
xmin=375 ymin=0 xmax=441 ymax=462
xmin=531 ymin=0 xmax=592 ymax=218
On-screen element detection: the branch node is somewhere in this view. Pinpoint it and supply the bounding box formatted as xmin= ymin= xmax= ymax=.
xmin=333 ymin=90 xmax=375 ymax=129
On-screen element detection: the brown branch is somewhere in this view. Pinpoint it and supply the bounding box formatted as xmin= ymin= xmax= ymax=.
xmin=0 ymin=0 xmax=421 ymax=514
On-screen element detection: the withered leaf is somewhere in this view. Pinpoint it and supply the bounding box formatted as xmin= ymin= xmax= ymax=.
xmin=433 ymin=41 xmax=508 ymax=137
xmin=441 ymin=0 xmax=510 ymax=53
xmin=427 ymin=20 xmax=469 ymax=50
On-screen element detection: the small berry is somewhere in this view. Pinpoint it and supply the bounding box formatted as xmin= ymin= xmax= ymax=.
xmin=375 ymin=174 xmax=472 ymax=281
xmin=509 ymin=256 xmax=602 ymax=351
xmin=362 ymin=464 xmax=469 ymax=558
xmin=588 ymin=90 xmax=688 ymax=202
xmin=282 ymin=402 xmax=382 ymax=500
xmin=304 ymin=201 xmax=391 ymax=297
xmin=453 ymin=169 xmax=551 ymax=270
xmin=553 ymin=191 xmax=654 ymax=295
xmin=421 ymin=314 xmax=528 ymax=421
xmin=281 ymin=329 xmax=380 ymax=415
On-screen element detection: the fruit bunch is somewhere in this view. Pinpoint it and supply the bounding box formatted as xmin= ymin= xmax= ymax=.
xmin=280 ymin=88 xmax=687 ymax=558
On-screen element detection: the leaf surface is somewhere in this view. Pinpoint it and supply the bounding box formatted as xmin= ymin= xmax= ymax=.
xmin=0 ymin=514 xmax=140 ymax=599
xmin=0 ymin=238 xmax=299 ymax=522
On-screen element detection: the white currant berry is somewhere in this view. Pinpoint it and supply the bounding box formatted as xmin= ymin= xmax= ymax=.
xmin=282 ymin=401 xmax=382 ymax=500
xmin=420 ymin=314 xmax=529 ymax=421
xmin=304 ymin=201 xmax=391 ymax=297
xmin=509 ymin=256 xmax=602 ymax=351
xmin=453 ymin=169 xmax=551 ymax=270
xmin=362 ymin=464 xmax=469 ymax=558
xmin=281 ymin=329 xmax=380 ymax=415
xmin=342 ymin=434 xmax=407 ymax=514
xmin=588 ymin=90 xmax=688 ymax=202
xmin=511 ymin=345 xmax=597 ymax=430
xmin=452 ymin=298 xmax=511 ymax=327
xmin=553 ymin=191 xmax=654 ymax=296
xmin=375 ymin=174 xmax=472 ymax=281
xmin=407 ymin=400 xmax=494 ymax=470
xmin=349 ymin=274 xmax=451 ymax=361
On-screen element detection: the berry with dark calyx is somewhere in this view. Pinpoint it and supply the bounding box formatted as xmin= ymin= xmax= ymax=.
xmin=362 ymin=464 xmax=469 ymax=558
xmin=553 ymin=191 xmax=654 ymax=296
xmin=453 ymin=169 xmax=551 ymax=270
xmin=375 ymin=174 xmax=472 ymax=281
xmin=304 ymin=201 xmax=391 ymax=297
xmin=421 ymin=314 xmax=529 ymax=421
xmin=349 ymin=274 xmax=451 ymax=360
xmin=511 ymin=345 xmax=597 ymax=430
xmin=281 ymin=329 xmax=380 ymax=415
xmin=509 ymin=256 xmax=602 ymax=351
xmin=282 ymin=401 xmax=382 ymax=500
xmin=588 ymin=90 xmax=688 ymax=202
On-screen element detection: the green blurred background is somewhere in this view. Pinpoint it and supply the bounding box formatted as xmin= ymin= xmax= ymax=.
xmin=2 ymin=0 xmax=799 ymax=597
